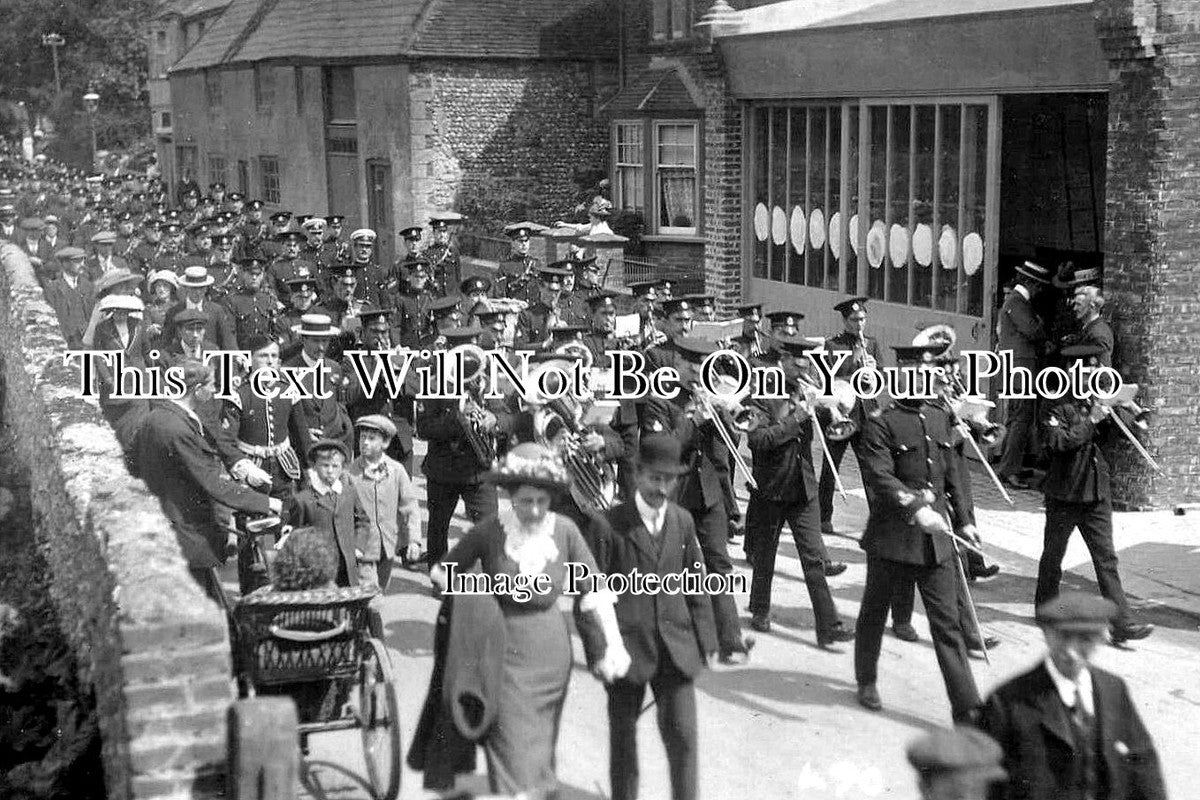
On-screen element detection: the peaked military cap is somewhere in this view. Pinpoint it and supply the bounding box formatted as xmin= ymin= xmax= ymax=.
xmin=765 ymin=310 xmax=804 ymax=327
xmin=833 ymin=296 xmax=870 ymax=317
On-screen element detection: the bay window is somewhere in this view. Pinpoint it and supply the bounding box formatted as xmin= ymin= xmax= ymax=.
xmin=613 ymin=119 xmax=700 ymax=237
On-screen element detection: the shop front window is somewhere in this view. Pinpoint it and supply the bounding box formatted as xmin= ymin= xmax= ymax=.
xmin=751 ymin=99 xmax=993 ymax=317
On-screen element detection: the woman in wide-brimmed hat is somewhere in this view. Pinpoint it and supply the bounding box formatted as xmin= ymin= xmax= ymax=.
xmin=417 ymin=443 xmax=630 ymax=798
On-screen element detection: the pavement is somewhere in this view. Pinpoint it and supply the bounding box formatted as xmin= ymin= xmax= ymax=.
xmin=234 ymin=437 xmax=1200 ymax=800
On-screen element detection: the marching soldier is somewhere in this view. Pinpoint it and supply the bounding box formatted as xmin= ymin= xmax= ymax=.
xmin=743 ymin=335 xmax=855 ymax=647
xmin=626 ymin=280 xmax=665 ymax=348
xmin=258 ymin=211 xmax=293 ymax=262
xmin=276 ymin=276 xmax=329 ymax=351
xmin=206 ymin=233 xmax=240 ymax=302
xmin=496 ymin=225 xmax=541 ymax=302
xmin=574 ymin=255 xmax=606 ymax=300
xmin=300 ymin=217 xmax=335 ymax=272
xmin=324 ymin=215 xmax=350 ymax=263
xmin=471 ymin=300 xmax=510 ymax=352
xmin=223 ymin=258 xmax=280 ymax=349
xmin=1035 ymin=344 xmax=1153 ymax=645
xmin=149 ymin=221 xmax=189 ymax=275
xmin=459 ymin=275 xmax=493 ymax=317
xmin=853 ymin=342 xmax=982 ymax=722
xmin=268 ymin=229 xmax=317 ymax=303
xmin=556 ymin=263 xmax=591 ymax=325
xmin=819 ymin=296 xmax=884 ymax=535
xmin=237 ymin=200 xmax=270 ymax=261
xmin=129 ymin=216 xmax=163 ymax=274
xmin=386 ymin=225 xmax=424 ymax=295
xmin=341 ymin=307 xmax=417 ymax=474
xmin=345 ymin=228 xmax=390 ymax=307
xmin=393 ymin=258 xmax=435 ymax=347
xmin=420 ymin=295 xmax=465 ymax=350
xmin=514 ymin=266 xmax=570 ymax=348
xmin=423 ymin=215 xmax=462 ymax=297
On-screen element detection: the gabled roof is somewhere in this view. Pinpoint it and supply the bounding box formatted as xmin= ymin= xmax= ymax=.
xmin=171 ymin=0 xmax=616 ymax=73
xmin=601 ymin=66 xmax=704 ymax=117
xmin=153 ymin=0 xmax=229 ymax=21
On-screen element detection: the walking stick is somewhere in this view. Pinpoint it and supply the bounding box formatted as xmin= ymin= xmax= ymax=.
xmin=944 ymin=520 xmax=990 ymax=666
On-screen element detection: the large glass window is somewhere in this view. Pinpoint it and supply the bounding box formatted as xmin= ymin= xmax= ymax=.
xmin=751 ymin=99 xmax=993 ymax=316
xmin=258 ymin=156 xmax=280 ymax=205
xmin=652 ymin=0 xmax=693 ymax=41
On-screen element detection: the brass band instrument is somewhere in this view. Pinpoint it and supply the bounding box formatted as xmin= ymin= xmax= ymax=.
xmin=688 ymin=374 xmax=758 ymax=491
xmin=1089 ymin=382 xmax=1161 ymax=473
xmin=448 ymin=344 xmax=497 ymax=467
xmin=789 ymin=373 xmax=847 ymax=501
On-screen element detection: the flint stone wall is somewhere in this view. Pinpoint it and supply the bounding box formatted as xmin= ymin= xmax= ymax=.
xmin=0 ymin=243 xmax=234 ymax=799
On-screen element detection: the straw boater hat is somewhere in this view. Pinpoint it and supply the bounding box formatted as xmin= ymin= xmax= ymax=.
xmin=483 ymin=442 xmax=569 ymax=492
xmin=291 ymin=313 xmax=340 ymax=337
xmin=1015 ymin=260 xmax=1051 ymax=284
xmin=178 ymin=265 xmax=214 ymax=289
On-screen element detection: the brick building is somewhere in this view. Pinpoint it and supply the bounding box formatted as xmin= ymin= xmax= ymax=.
xmin=166 ymin=0 xmax=617 ymax=265
xmin=603 ymin=0 xmax=1196 ymax=507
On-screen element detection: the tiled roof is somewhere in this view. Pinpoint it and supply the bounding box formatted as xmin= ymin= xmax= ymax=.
xmin=406 ymin=0 xmax=617 ymax=60
xmin=731 ymin=0 xmax=1089 ymax=36
xmin=170 ymin=0 xmax=616 ymax=72
xmin=601 ymin=67 xmax=703 ymax=117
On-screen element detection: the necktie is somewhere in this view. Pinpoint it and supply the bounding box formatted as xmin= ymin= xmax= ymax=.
xmin=1070 ymin=683 xmax=1093 ymax=747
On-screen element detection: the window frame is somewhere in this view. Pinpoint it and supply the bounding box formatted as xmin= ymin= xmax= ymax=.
xmin=610 ymin=117 xmax=702 ymax=239
xmin=208 ymin=153 xmax=227 ymax=189
xmin=652 ymin=0 xmax=693 ymax=42
xmin=612 ymin=120 xmax=645 ymax=218
xmin=258 ymin=155 xmax=281 ymax=205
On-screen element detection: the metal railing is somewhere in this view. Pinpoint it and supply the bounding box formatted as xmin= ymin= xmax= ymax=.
xmin=618 ymin=257 xmax=706 ymax=295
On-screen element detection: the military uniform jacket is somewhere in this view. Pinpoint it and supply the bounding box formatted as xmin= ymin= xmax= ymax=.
xmin=393 ymin=292 xmax=432 ymax=347
xmin=824 ymin=330 xmax=883 ymax=426
xmin=224 ymin=288 xmax=281 ymax=349
xmin=558 ymin=292 xmax=590 ymax=326
xmin=858 ymin=400 xmax=971 ymax=566
xmin=268 ymin=256 xmax=317 ymax=301
xmin=148 ymin=249 xmax=189 ymax=275
xmin=423 ymin=243 xmax=460 ymax=296
xmin=642 ymin=396 xmax=731 ymax=512
xmin=1041 ymin=400 xmax=1109 ymax=504
xmin=496 ymin=255 xmax=540 ymax=303
xmin=746 ymin=397 xmax=816 ymax=504
xmin=217 ymin=380 xmax=311 ymax=474
xmin=998 ymin=290 xmax=1047 ymax=360
xmin=416 ymin=394 xmax=513 ymax=484
xmin=237 ymin=223 xmax=270 ymax=261
xmin=276 ymin=303 xmax=331 ymax=350
xmin=514 ymin=301 xmax=560 ymax=348
xmin=130 ymin=241 xmax=160 ymax=274
xmin=977 ymin=663 xmax=1166 ymax=800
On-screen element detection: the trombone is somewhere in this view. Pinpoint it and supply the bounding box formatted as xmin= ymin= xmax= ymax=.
xmin=790 ymin=374 xmax=849 ymax=502
xmin=1090 ymin=383 xmax=1162 ymax=474
xmin=688 ymin=376 xmax=758 ymax=491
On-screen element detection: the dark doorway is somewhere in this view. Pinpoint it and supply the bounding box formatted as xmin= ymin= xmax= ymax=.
xmin=367 ymin=160 xmax=394 ymax=267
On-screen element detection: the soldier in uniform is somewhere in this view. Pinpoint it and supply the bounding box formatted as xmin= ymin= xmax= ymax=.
xmin=853 ymin=342 xmax=982 ymax=722
xmin=216 ymin=334 xmax=309 ymax=592
xmin=323 ymin=215 xmax=350 ymax=263
xmin=424 ymin=215 xmax=462 ymax=297
xmin=471 ymin=300 xmax=510 ymax=352
xmin=276 ymin=277 xmax=329 ymax=351
xmin=575 ymin=256 xmax=605 ymax=300
xmin=743 ymin=335 xmax=855 ymax=646
xmin=417 ymin=326 xmax=512 ymax=568
xmin=258 ymin=211 xmax=293 ymax=262
xmin=496 ymin=225 xmax=541 ymax=303
xmin=162 ymin=265 xmax=239 ymax=351
xmin=640 ymin=336 xmax=754 ymax=664
xmin=224 ymin=258 xmax=279 ymax=349
xmin=130 ymin=215 xmax=163 ymax=275
xmin=393 ymin=258 xmax=434 ymax=347
xmin=1035 ymin=344 xmax=1153 ymax=645
xmin=237 ymin=200 xmax=270 ymax=261
xmin=206 ymin=233 xmax=240 ymax=302
xmin=386 ymin=225 xmax=424 ymax=296
xmin=556 ymin=262 xmax=591 ymax=325
xmin=627 ymin=280 xmax=665 ymax=349
xmin=345 ymin=228 xmax=389 ymax=307
xmin=819 ymin=297 xmax=885 ymax=534
xmin=459 ymin=275 xmax=494 ymax=319
xmin=420 ymin=295 xmax=465 ymax=350
xmin=147 ymin=222 xmax=189 ymax=274
xmin=341 ymin=308 xmax=417 ymax=474
xmin=514 ymin=266 xmax=570 ymax=348
xmin=268 ymin=230 xmax=317 ymax=303
xmin=301 ymin=217 xmax=335 ymax=273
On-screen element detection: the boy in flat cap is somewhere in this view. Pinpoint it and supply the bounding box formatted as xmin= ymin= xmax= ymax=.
xmin=347 ymin=415 xmax=423 ymax=587
xmin=976 ymin=592 xmax=1165 ymax=800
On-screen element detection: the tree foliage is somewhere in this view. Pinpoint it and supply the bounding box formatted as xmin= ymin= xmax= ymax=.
xmin=0 ymin=0 xmax=156 ymax=165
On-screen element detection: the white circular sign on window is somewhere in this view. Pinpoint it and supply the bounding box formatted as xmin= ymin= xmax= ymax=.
xmin=772 ymin=206 xmax=788 ymax=246
xmin=889 ymin=224 xmax=909 ymax=269
xmin=912 ymin=223 xmax=933 ymax=267
xmin=809 ymin=208 xmax=826 ymax=250
xmin=790 ymin=206 xmax=807 ymax=254
xmin=849 ymin=214 xmax=860 ymax=255
xmin=939 ymin=225 xmax=958 ymax=270
xmin=963 ymin=232 xmax=984 ymax=276
xmin=866 ymin=220 xmax=887 ymax=269
xmin=754 ymin=203 xmax=769 ymax=242
xmin=829 ymin=212 xmax=842 ymax=259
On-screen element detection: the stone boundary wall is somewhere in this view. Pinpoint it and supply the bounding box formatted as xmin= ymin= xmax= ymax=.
xmin=0 ymin=243 xmax=234 ymax=799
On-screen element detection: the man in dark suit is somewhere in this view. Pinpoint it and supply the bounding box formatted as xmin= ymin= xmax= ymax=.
xmin=744 ymin=336 xmax=855 ymax=646
xmin=1066 ymin=283 xmax=1114 ymax=368
xmin=288 ymin=439 xmax=369 ymax=587
xmin=976 ymin=592 xmax=1166 ymax=800
xmin=579 ymin=433 xmax=718 ymax=800
xmin=996 ymin=261 xmax=1052 ymax=488
xmin=1035 ymin=345 xmax=1153 ymax=645
xmin=854 ymin=343 xmax=983 ymax=722
xmin=162 ymin=265 xmax=238 ymax=350
xmin=134 ymin=361 xmax=281 ymax=606
xmin=42 ymin=247 xmax=95 ymax=348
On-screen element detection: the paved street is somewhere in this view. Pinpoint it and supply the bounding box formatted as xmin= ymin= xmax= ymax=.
xmin=234 ymin=441 xmax=1200 ymax=800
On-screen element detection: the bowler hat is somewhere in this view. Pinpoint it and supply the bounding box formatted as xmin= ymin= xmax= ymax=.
xmin=637 ymin=433 xmax=690 ymax=475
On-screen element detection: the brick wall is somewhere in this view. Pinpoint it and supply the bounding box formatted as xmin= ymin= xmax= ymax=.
xmin=408 ymin=60 xmax=610 ymax=235
xmin=0 ymin=244 xmax=235 ymax=799
xmin=1093 ymin=0 xmax=1200 ymax=508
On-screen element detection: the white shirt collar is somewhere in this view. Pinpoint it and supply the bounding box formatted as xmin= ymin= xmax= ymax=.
xmin=1014 ymin=284 xmax=1031 ymax=301
xmin=308 ymin=469 xmax=343 ymax=496
xmin=186 ymin=299 xmax=204 ymax=311
xmin=63 ymin=273 xmax=79 ymax=289
xmin=1044 ymin=655 xmax=1094 ymax=716
xmin=634 ymin=492 xmax=666 ymax=536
